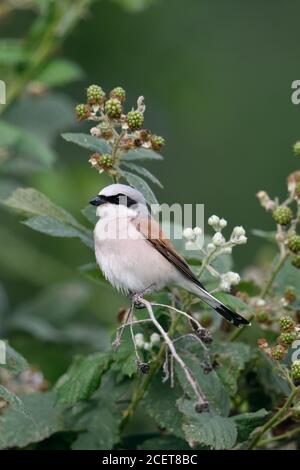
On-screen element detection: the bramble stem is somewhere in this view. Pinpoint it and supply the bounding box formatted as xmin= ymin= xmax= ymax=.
xmin=260 ymin=253 xmax=289 ymax=299
xmin=248 ymin=386 xmax=299 ymax=449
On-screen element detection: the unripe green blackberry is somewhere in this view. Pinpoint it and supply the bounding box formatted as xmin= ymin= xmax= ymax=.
xmin=293 ymin=141 xmax=300 ymax=157
xmin=291 ymin=254 xmax=300 ymax=269
xmin=86 ymin=85 xmax=105 ymax=105
xmin=99 ymin=153 xmax=113 ymax=169
xmin=127 ymin=110 xmax=144 ymax=129
xmin=279 ymin=315 xmax=295 ymax=332
xmin=110 ymin=86 xmax=126 ymax=102
xmin=284 ymin=286 xmax=296 ymax=303
xmin=271 ymin=344 xmax=286 ymax=361
xmin=151 ymin=134 xmax=165 ymax=150
xmin=255 ymin=310 xmax=270 ymax=324
xmin=99 ymin=121 xmax=113 ymax=139
xmin=291 ymin=361 xmax=300 ymax=381
xmin=277 ymin=331 xmax=296 ymax=347
xmin=272 ymin=206 xmax=293 ymax=225
xmin=75 ymin=103 xmax=90 ymax=120
xmin=287 ymin=234 xmax=300 ymax=253
xmin=105 ymin=98 xmax=122 ymax=118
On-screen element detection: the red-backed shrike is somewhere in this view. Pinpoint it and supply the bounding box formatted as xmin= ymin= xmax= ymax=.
xmin=90 ymin=184 xmax=249 ymax=327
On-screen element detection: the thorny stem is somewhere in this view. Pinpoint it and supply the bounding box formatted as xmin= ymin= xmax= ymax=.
xmin=248 ymin=386 xmax=300 ymax=449
xmin=257 ymin=425 xmax=300 ymax=448
xmin=120 ymin=313 xmax=182 ymax=431
xmin=143 ymin=299 xmax=207 ymax=406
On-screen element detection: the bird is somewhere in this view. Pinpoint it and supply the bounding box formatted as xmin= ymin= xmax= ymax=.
xmin=90 ymin=183 xmax=250 ymax=327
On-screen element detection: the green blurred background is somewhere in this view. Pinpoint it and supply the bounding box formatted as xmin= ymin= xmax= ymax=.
xmin=0 ymin=0 xmax=299 ymax=382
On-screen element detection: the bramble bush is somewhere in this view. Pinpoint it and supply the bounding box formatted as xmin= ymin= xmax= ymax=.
xmin=1 ymin=0 xmax=300 ymax=451
xmin=1 ymin=80 xmax=300 ymax=450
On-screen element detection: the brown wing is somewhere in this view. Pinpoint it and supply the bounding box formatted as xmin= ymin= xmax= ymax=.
xmin=133 ymin=217 xmax=204 ymax=288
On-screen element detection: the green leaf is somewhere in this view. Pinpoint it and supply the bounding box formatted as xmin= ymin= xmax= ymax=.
xmin=70 ymin=375 xmax=123 ymax=450
xmin=139 ymin=435 xmax=190 ymax=450
xmin=0 ymin=385 xmax=24 ymax=409
xmin=232 ymin=409 xmax=269 ymax=442
xmin=143 ymin=376 xmax=185 ymax=438
xmin=2 ymin=188 xmax=77 ymax=225
xmin=121 ymin=170 xmax=158 ymax=205
xmin=0 ymin=39 xmax=27 ymax=66
xmin=79 ymin=263 xmax=107 ymax=286
xmin=176 ymin=352 xmax=230 ymax=416
xmin=252 ymin=229 xmax=276 ymax=242
xmin=0 ymin=121 xmax=55 ymax=171
xmin=213 ymin=342 xmax=252 ymax=395
xmin=81 ymin=205 xmax=99 ymax=225
xmin=37 ymin=59 xmax=84 ymax=87
xmin=122 ymin=147 xmax=163 ymax=161
xmin=179 ymin=400 xmax=237 ymax=450
xmin=111 ymin=329 xmax=137 ymax=379
xmin=0 ymin=392 xmax=67 ymax=450
xmin=61 ymin=133 xmax=111 ymax=154
xmin=55 ymin=353 xmax=111 ymax=405
xmin=23 ymin=216 xmax=93 ymax=249
xmin=214 ymin=292 xmax=250 ymax=312
xmin=0 ymin=342 xmax=28 ymax=374
xmin=121 ymin=162 xmax=163 ymax=188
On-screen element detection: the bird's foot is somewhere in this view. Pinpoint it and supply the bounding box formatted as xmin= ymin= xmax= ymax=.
xmin=131 ymin=293 xmax=146 ymax=310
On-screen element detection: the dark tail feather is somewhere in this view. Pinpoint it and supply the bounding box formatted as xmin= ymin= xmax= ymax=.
xmin=193 ymin=284 xmax=250 ymax=327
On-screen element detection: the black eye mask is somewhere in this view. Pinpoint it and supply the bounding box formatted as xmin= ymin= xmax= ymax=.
xmin=89 ymin=193 xmax=137 ymax=207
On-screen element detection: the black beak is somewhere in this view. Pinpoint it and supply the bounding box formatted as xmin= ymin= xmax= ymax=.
xmin=89 ymin=195 xmax=106 ymax=206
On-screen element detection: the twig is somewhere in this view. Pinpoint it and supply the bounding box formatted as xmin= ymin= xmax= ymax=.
xmin=142 ymin=299 xmax=208 ymax=410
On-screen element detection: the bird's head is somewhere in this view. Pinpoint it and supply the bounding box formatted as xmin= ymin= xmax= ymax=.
xmin=89 ymin=184 xmax=148 ymax=218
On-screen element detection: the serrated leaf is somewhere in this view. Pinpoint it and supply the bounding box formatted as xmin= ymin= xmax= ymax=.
xmin=2 ymin=188 xmax=77 ymax=225
xmin=122 ymin=147 xmax=163 ymax=161
xmin=176 ymin=352 xmax=231 ymax=416
xmin=81 ymin=205 xmax=99 ymax=225
xmin=111 ymin=329 xmax=137 ymax=379
xmin=0 ymin=342 xmax=28 ymax=373
xmin=121 ymin=170 xmax=158 ymax=205
xmin=23 ymin=216 xmax=93 ymax=249
xmin=121 ymin=162 xmax=163 ymax=188
xmin=212 ymin=342 xmax=252 ymax=395
xmin=138 ymin=435 xmax=190 ymax=450
xmin=37 ymin=59 xmax=84 ymax=87
xmin=0 ymin=385 xmax=23 ymax=409
xmin=0 ymin=121 xmax=55 ymax=170
xmin=62 ymin=132 xmax=111 ymax=154
xmin=55 ymin=353 xmax=111 ymax=405
xmin=232 ymin=409 xmax=269 ymax=442
xmin=179 ymin=400 xmax=237 ymax=450
xmin=143 ymin=376 xmax=185 ymax=438
xmin=0 ymin=392 xmax=66 ymax=449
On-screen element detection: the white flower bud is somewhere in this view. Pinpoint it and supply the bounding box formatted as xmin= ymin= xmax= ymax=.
xmin=228 ymin=272 xmax=240 ymax=285
xmin=193 ymin=226 xmax=203 ymax=236
xmin=143 ymin=342 xmax=151 ymax=351
xmin=207 ymin=243 xmax=215 ymax=252
xmin=232 ymin=226 xmax=246 ymax=237
xmin=235 ymin=235 xmax=247 ymax=245
xmin=220 ymin=271 xmax=240 ymax=291
xmin=185 ymin=241 xmax=198 ymax=251
xmin=212 ymin=232 xmax=226 ymax=246
xmin=208 ymin=215 xmax=220 ymax=227
xmin=150 ymin=333 xmax=160 ymax=345
xmin=256 ymin=299 xmax=266 ymax=307
xmin=221 ymin=247 xmax=232 ymax=254
xmin=134 ymin=333 xmax=145 ymax=348
xmin=183 ymin=227 xmax=195 ymax=240
xmin=219 ymin=218 xmax=227 ymax=229
xmin=90 ymin=127 xmax=101 ymax=137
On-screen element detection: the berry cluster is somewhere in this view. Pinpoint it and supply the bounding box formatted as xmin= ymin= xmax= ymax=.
xmin=258 ymin=315 xmax=299 ymax=373
xmin=75 ymin=84 xmax=165 ymax=176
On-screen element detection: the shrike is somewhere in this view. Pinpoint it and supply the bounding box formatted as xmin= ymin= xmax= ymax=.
xmin=90 ymin=184 xmax=249 ymax=327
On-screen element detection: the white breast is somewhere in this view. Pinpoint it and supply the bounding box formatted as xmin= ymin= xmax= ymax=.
xmin=93 ymin=212 xmax=178 ymax=296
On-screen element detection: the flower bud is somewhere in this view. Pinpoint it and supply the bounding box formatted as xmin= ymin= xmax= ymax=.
xmin=212 ymin=232 xmax=225 ymax=246
xmin=183 ymin=227 xmax=195 ymax=240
